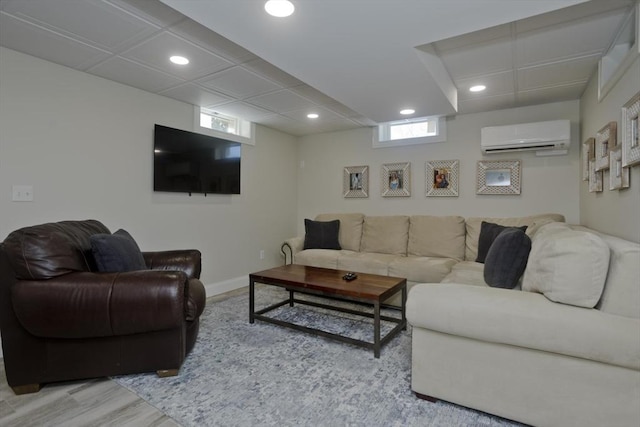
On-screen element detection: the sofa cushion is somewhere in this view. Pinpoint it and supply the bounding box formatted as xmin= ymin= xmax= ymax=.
xmin=303 ymin=219 xmax=341 ymax=250
xmin=295 ymin=249 xmax=347 ymax=270
xmin=465 ymin=214 xmax=565 ymax=261
xmin=315 ymin=213 xmax=364 ymax=251
xmin=476 ymin=221 xmax=527 ymax=263
xmin=388 ymin=256 xmax=457 ymax=284
xmin=483 ymin=228 xmax=531 ymax=289
xmin=90 ymin=229 xmax=147 ymax=273
xmin=522 ymin=226 xmax=610 ymax=308
xmin=408 ymin=215 xmax=465 ymax=260
xmin=440 ymin=261 xmax=488 ymax=287
xmin=360 ymin=215 xmax=409 ymax=255
xmin=337 ymin=252 xmax=398 ymax=276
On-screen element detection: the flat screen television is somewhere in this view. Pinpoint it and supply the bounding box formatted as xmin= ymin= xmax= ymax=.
xmin=153 ymin=124 xmax=241 ymax=195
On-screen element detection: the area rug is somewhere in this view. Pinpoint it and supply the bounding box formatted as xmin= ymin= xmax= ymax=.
xmin=113 ymin=286 xmax=522 ymax=427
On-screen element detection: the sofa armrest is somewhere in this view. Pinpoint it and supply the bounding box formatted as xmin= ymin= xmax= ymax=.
xmin=281 ymin=236 xmax=304 ymax=264
xmin=407 ymin=283 xmax=640 ymax=370
xmin=143 ymin=249 xmax=201 ymax=279
xmin=12 ymin=271 xmax=187 ymax=339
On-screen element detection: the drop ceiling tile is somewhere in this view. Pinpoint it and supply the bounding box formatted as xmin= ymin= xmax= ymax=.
xmin=0 ymin=12 xmax=111 ymax=69
xmin=281 ymin=106 xmax=346 ymax=122
xmin=515 ymin=12 xmax=625 ymax=67
xmin=517 ymin=83 xmax=585 ymax=105
xmin=159 ymin=83 xmax=233 ymax=107
xmin=210 ymin=102 xmax=275 ymax=122
xmin=169 ymin=20 xmax=258 ymax=64
xmin=517 ymin=55 xmax=599 ymax=90
xmin=458 ymin=93 xmax=517 ymax=115
xmin=432 ymin=23 xmax=512 ymax=53
xmin=247 ymin=90 xmax=319 ymax=114
xmin=88 ymin=56 xmax=184 ymax=93
xmin=439 ymin=37 xmax=513 ymax=80
xmin=122 ymin=31 xmax=233 ymax=80
xmin=198 ymin=66 xmax=281 ymax=99
xmin=290 ymin=85 xmax=342 ymax=107
xmin=456 ymin=70 xmax=515 ymax=100
xmin=107 ymin=0 xmax=186 ymax=28
xmin=2 ymin=0 xmax=159 ymax=51
xmin=242 ymin=58 xmax=305 ymax=87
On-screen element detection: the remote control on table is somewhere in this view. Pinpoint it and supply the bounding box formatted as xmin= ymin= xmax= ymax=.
xmin=342 ymin=272 xmax=358 ymax=281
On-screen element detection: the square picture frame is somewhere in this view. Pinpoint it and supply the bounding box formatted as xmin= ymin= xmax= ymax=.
xmin=381 ymin=162 xmax=411 ymax=197
xmin=476 ymin=160 xmax=521 ymax=195
xmin=343 ymin=165 xmax=369 ymax=198
xmin=426 ymin=160 xmax=459 ymax=197
xmin=609 ymin=147 xmax=630 ymax=190
xmin=582 ymin=137 xmax=595 ymax=181
xmin=595 ymin=121 xmax=617 ymax=171
xmin=621 ymin=91 xmax=640 ymax=167
xmin=588 ymin=159 xmax=603 ymax=192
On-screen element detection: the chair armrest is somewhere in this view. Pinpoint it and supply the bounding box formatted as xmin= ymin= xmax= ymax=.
xmin=281 ymin=237 xmax=304 ymax=264
xmin=143 ymin=249 xmax=201 ymax=279
xmin=12 ymin=271 xmax=188 ymax=339
xmin=408 ymin=283 xmax=640 ymax=370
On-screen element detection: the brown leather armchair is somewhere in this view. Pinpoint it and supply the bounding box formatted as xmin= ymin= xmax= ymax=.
xmin=0 ymin=220 xmax=206 ymax=395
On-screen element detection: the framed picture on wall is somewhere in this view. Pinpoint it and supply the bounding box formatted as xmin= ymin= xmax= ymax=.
xmin=621 ymin=91 xmax=640 ymax=167
xmin=426 ymin=160 xmax=459 ymax=197
xmin=343 ymin=165 xmax=369 ymax=198
xmin=609 ymin=147 xmax=630 ymax=190
xmin=582 ymin=137 xmax=595 ymax=181
xmin=588 ymin=159 xmax=603 ymax=192
xmin=381 ymin=162 xmax=411 ymax=197
xmin=476 ymin=160 xmax=521 ymax=195
xmin=594 ymin=121 xmax=617 ymax=171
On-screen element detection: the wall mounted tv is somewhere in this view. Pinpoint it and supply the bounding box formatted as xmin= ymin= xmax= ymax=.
xmin=154 ymin=124 xmax=241 ymax=195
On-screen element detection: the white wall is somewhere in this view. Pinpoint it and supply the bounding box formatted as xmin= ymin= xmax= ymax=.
xmin=0 ymin=47 xmax=299 ymax=290
xmin=295 ymin=100 xmax=581 ymax=234
xmin=580 ymin=56 xmax=640 ymax=242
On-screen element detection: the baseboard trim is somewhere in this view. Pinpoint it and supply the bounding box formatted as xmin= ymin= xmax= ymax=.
xmin=204 ymin=275 xmax=248 ymax=297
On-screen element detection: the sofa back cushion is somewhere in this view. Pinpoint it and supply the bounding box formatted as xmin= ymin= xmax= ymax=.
xmin=360 ymin=215 xmax=409 ymax=255
xmin=315 ymin=213 xmax=364 ymax=251
xmin=408 ymin=215 xmax=465 ymax=260
xmin=572 ymin=226 xmax=640 ymax=318
xmin=2 ymin=220 xmax=111 ymax=280
xmin=465 ymin=213 xmax=564 ymax=261
xmin=522 ymin=223 xmax=610 ymax=308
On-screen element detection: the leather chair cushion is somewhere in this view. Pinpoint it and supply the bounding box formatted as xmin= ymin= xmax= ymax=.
xmin=2 ymin=220 xmax=110 ymax=279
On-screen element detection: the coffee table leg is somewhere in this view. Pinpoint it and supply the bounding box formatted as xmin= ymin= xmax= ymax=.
xmin=249 ymin=277 xmax=255 ymax=324
xmin=374 ymin=301 xmax=381 ymax=358
xmin=289 ymin=289 xmax=294 ymax=307
xmin=402 ymin=284 xmax=407 ymax=331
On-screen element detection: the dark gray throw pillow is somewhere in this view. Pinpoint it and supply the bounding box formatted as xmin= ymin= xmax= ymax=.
xmin=483 ymin=228 xmax=532 ymax=289
xmin=90 ymin=229 xmax=147 ymax=272
xmin=303 ymin=219 xmax=341 ymax=250
xmin=476 ymin=221 xmax=528 ymax=263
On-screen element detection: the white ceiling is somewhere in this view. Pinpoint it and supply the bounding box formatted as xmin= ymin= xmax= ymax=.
xmin=0 ymin=0 xmax=635 ymax=136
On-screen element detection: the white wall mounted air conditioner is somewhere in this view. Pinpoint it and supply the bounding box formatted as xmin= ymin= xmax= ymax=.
xmin=481 ymin=120 xmax=570 ymax=156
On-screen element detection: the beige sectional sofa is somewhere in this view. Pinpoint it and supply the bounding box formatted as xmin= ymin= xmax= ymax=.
xmin=282 ymin=213 xmax=640 ymax=427
xmin=281 ymin=212 xmax=563 ymax=304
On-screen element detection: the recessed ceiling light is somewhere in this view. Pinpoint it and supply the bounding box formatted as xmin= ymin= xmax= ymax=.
xmin=400 ymin=109 xmax=415 ymax=115
xmin=265 ymin=0 xmax=295 ymax=17
xmin=469 ymin=85 xmax=486 ymax=92
xmin=307 ymin=113 xmax=319 ymax=119
xmin=170 ymin=55 xmax=189 ymax=65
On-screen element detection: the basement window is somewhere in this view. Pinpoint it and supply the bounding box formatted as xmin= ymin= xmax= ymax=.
xmin=374 ymin=116 xmax=446 ymax=148
xmin=194 ymin=106 xmax=255 ymax=145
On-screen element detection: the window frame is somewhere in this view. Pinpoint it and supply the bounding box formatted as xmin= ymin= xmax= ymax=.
xmin=373 ymin=116 xmax=447 ymax=148
xmin=194 ymin=106 xmax=256 ymax=145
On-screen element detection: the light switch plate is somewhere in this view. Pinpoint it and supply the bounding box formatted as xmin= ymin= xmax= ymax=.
xmin=12 ymin=185 xmax=34 ymax=202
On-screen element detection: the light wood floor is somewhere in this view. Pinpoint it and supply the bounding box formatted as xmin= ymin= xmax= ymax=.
xmin=0 ymin=287 xmax=248 ymax=427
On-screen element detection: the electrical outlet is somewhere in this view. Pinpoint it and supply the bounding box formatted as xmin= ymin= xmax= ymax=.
xmin=260 ymin=250 xmax=265 ymax=260
xmin=12 ymin=185 xmax=34 ymax=202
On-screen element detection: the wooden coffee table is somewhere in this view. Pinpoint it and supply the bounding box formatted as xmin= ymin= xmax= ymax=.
xmin=249 ymin=264 xmax=407 ymax=358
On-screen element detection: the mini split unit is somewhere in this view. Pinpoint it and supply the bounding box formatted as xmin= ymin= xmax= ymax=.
xmin=481 ymin=120 xmax=570 ymax=156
